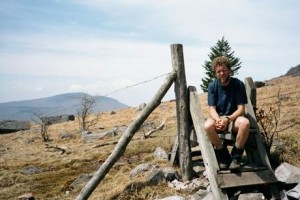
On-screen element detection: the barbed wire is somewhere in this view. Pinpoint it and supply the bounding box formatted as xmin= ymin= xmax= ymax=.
xmin=103 ymin=72 xmax=172 ymax=97
xmin=35 ymin=72 xmax=172 ymax=117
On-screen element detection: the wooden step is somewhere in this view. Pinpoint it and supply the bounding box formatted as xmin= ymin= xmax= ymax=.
xmin=217 ymin=169 xmax=278 ymax=189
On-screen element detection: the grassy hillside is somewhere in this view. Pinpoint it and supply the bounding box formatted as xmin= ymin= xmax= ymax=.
xmin=0 ymin=75 xmax=299 ymax=200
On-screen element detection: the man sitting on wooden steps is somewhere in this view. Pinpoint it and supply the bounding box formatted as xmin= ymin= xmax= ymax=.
xmin=203 ymin=56 xmax=250 ymax=172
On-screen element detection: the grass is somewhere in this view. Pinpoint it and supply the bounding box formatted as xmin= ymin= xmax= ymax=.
xmin=0 ymin=75 xmax=299 ymax=199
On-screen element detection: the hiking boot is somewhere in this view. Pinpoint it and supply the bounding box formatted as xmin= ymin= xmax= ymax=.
xmin=229 ymin=146 xmax=244 ymax=172
xmin=215 ymin=147 xmax=231 ymax=170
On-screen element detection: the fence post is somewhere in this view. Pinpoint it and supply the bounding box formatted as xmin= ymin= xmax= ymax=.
xmin=170 ymin=44 xmax=193 ymax=181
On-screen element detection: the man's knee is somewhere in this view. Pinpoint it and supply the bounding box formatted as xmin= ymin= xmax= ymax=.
xmin=236 ymin=116 xmax=250 ymax=129
xmin=204 ymin=118 xmax=215 ymax=131
xmin=241 ymin=117 xmax=250 ymax=129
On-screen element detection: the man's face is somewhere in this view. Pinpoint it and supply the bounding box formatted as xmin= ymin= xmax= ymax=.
xmin=215 ymin=64 xmax=230 ymax=85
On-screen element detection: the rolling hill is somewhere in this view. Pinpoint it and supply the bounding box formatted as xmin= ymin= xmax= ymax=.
xmin=0 ymin=92 xmax=129 ymax=121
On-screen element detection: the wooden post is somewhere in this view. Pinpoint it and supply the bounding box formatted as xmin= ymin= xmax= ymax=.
xmin=75 ymin=71 xmax=176 ymax=200
xmin=245 ymin=77 xmax=256 ymax=110
xmin=244 ymin=77 xmax=272 ymax=169
xmin=189 ymin=86 xmax=228 ymax=200
xmin=171 ymin=44 xmax=193 ymax=181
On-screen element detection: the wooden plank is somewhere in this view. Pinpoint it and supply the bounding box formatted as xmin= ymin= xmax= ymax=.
xmin=217 ymin=170 xmax=278 ymax=189
xmin=171 ymin=44 xmax=193 ymax=181
xmin=75 ymin=72 xmax=177 ymax=200
xmin=169 ymin=135 xmax=179 ymax=166
xmin=244 ymin=77 xmax=272 ymax=169
xmin=189 ymin=86 xmax=228 ymax=200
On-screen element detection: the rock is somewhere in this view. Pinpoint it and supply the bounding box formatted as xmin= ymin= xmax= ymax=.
xmin=81 ymin=129 xmax=117 ymax=142
xmin=153 ymin=147 xmax=168 ymax=160
xmin=21 ymin=166 xmax=42 ymax=174
xmin=68 ymin=173 xmax=93 ymax=190
xmin=136 ymin=103 xmax=146 ymax=111
xmin=41 ymin=114 xmax=74 ymax=125
xmin=254 ymin=81 xmax=265 ymax=88
xmin=115 ymin=125 xmax=127 ymax=135
xmin=130 ymin=163 xmax=155 ymax=178
xmin=168 ymin=178 xmax=209 ymax=191
xmin=286 ymin=183 xmax=300 ymax=199
xmin=275 ymin=162 xmax=300 ymax=183
xmin=60 ymin=132 xmax=76 ymax=139
xmin=237 ymin=192 xmax=265 ymax=200
xmin=156 ymin=196 xmax=185 ymax=200
xmin=190 ymin=189 xmax=210 ymax=200
xmin=163 ymin=167 xmax=180 ymax=182
xmin=147 ymin=169 xmax=165 ymax=185
xmin=0 ymin=120 xmax=30 ymax=134
xmin=17 ymin=193 xmax=35 ymax=200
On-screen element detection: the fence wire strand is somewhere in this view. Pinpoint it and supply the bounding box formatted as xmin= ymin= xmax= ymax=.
xmin=103 ymin=72 xmax=172 ymax=97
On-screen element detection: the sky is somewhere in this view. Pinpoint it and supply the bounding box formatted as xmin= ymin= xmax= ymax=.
xmin=0 ymin=0 xmax=299 ymax=107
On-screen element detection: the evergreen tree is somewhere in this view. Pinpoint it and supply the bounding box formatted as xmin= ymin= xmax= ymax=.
xmin=200 ymin=36 xmax=242 ymax=92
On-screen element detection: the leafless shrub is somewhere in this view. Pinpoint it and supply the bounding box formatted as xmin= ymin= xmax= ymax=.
xmin=256 ymin=88 xmax=298 ymax=156
xmin=33 ymin=113 xmax=50 ymax=142
xmin=76 ymin=95 xmax=98 ymax=131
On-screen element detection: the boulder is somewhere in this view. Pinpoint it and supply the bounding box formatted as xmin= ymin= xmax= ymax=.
xmin=275 ymin=162 xmax=300 ymax=183
xmin=0 ymin=120 xmax=30 ymax=134
xmin=41 ymin=114 xmax=74 ymax=125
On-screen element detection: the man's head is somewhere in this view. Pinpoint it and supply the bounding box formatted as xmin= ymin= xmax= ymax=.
xmin=211 ymin=56 xmax=231 ymax=72
xmin=212 ymin=56 xmax=231 ymax=85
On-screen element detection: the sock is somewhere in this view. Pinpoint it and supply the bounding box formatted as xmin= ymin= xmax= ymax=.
xmin=235 ymin=142 xmax=243 ymax=149
xmin=215 ymin=143 xmax=224 ymax=150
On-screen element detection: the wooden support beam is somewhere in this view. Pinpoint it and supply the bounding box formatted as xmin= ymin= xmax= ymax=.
xmin=171 ymin=44 xmax=193 ymax=181
xmin=189 ymin=86 xmax=228 ymax=200
xmin=244 ymin=77 xmax=272 ymax=169
xmin=75 ymin=71 xmax=176 ymax=200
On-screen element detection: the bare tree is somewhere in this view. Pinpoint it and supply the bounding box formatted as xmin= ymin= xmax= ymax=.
xmin=256 ymin=88 xmax=298 ymax=155
xmin=33 ymin=113 xmax=50 ymax=142
xmin=76 ymin=94 xmax=98 ymax=131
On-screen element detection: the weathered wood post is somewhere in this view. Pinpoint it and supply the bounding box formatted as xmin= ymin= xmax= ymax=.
xmin=75 ymin=72 xmax=177 ymax=200
xmin=244 ymin=77 xmax=272 ymax=169
xmin=170 ymin=44 xmax=193 ymax=181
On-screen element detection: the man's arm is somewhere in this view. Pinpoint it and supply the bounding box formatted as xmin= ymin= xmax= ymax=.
xmin=227 ymin=104 xmax=245 ymax=122
xmin=209 ymin=106 xmax=220 ymax=121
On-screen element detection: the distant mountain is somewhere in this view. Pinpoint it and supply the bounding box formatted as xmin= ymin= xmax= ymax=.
xmin=285 ymin=64 xmax=300 ymax=76
xmin=0 ymin=93 xmax=129 ymax=121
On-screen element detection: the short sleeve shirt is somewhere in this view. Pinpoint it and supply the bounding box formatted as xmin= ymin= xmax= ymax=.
xmin=207 ymin=77 xmax=248 ymax=116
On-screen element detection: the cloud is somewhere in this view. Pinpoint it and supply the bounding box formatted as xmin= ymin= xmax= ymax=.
xmin=0 ymin=0 xmax=299 ymax=106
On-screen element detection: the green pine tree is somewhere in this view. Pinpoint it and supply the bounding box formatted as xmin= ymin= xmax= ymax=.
xmin=200 ymin=36 xmax=242 ymax=92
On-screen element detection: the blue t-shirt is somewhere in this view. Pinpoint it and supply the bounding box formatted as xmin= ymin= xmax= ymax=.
xmin=207 ymin=77 xmax=248 ymax=116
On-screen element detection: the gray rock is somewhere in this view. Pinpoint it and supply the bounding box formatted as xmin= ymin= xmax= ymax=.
xmin=17 ymin=192 xmax=35 ymax=200
xmin=60 ymin=132 xmax=76 ymax=139
xmin=286 ymin=183 xmax=300 ymax=199
xmin=147 ymin=169 xmax=165 ymax=185
xmin=41 ymin=114 xmax=74 ymax=125
xmin=163 ymin=167 xmax=179 ymax=181
xmin=153 ymin=147 xmax=168 ymax=160
xmin=156 ymin=196 xmax=185 ymax=200
xmin=130 ymin=163 xmax=155 ymax=178
xmin=275 ymin=162 xmax=300 ymax=183
xmin=21 ymin=166 xmax=42 ymax=174
xmin=136 ymin=103 xmax=146 ymax=111
xmin=0 ymin=120 xmax=30 ymax=134
xmin=237 ymin=192 xmax=264 ymax=200
xmin=68 ymin=173 xmax=93 ymax=190
xmin=190 ymin=189 xmax=210 ymax=200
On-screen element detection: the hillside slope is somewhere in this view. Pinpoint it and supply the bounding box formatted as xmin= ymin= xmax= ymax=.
xmin=0 ymin=93 xmax=128 ymax=121
xmin=0 ymin=75 xmax=299 ymax=200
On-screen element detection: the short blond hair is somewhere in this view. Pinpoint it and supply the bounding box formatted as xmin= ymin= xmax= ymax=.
xmin=211 ymin=56 xmax=231 ymax=71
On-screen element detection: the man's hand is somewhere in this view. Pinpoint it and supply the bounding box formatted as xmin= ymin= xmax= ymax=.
xmin=215 ymin=118 xmax=228 ymax=132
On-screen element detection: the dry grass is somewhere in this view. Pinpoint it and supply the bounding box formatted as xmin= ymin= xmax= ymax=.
xmin=0 ymin=76 xmax=299 ymax=199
